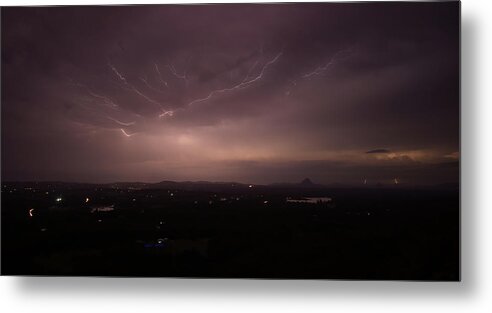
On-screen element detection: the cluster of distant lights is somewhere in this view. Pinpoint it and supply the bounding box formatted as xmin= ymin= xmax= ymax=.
xmin=23 ymin=185 xmax=377 ymax=233
xmin=20 ymin=178 xmax=399 ymax=222
xmin=11 ymin=178 xmax=400 ymax=221
xmin=362 ymin=178 xmax=400 ymax=185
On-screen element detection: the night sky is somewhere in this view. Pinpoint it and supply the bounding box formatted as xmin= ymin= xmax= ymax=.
xmin=1 ymin=2 xmax=459 ymax=185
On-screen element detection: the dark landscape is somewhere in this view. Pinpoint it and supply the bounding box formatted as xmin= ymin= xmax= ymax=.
xmin=1 ymin=180 xmax=459 ymax=280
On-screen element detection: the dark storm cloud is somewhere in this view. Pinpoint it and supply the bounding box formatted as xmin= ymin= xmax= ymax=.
xmin=1 ymin=3 xmax=459 ymax=184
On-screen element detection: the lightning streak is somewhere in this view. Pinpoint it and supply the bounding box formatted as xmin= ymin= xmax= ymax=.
xmin=159 ymin=110 xmax=174 ymax=118
xmin=132 ymin=86 xmax=163 ymax=106
xmin=120 ymin=128 xmax=135 ymax=137
xmin=88 ymin=91 xmax=119 ymax=109
xmin=302 ymin=58 xmax=338 ymax=79
xmin=108 ymin=63 xmax=128 ymax=83
xmin=140 ymin=76 xmax=165 ymax=94
xmin=242 ymin=60 xmax=259 ymax=83
xmin=106 ymin=116 xmax=136 ymax=126
xmin=154 ymin=63 xmax=169 ymax=88
xmin=302 ymin=49 xmax=352 ymax=79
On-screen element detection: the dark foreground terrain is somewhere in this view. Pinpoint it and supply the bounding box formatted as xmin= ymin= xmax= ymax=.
xmin=1 ymin=181 xmax=459 ymax=280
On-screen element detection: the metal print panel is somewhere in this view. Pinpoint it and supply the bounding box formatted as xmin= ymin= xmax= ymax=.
xmin=1 ymin=2 xmax=460 ymax=280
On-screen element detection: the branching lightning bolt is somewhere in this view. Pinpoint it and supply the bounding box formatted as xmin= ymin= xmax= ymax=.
xmin=186 ymin=52 xmax=282 ymax=107
xmin=108 ymin=62 xmax=164 ymax=108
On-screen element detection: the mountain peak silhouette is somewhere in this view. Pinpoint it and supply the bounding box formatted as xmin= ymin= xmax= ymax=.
xmin=300 ymin=178 xmax=314 ymax=186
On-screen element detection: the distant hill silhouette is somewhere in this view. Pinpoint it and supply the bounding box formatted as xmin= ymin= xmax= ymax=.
xmin=268 ymin=178 xmax=324 ymax=189
xmin=301 ymin=178 xmax=314 ymax=186
xmin=3 ymin=179 xmax=459 ymax=191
